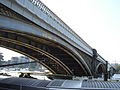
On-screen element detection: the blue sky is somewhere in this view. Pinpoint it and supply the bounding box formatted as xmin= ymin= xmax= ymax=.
xmin=0 ymin=0 xmax=120 ymax=64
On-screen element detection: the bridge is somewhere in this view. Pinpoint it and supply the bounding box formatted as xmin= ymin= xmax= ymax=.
xmin=0 ymin=0 xmax=110 ymax=77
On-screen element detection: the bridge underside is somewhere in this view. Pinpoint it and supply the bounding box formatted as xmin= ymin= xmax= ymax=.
xmin=0 ymin=29 xmax=90 ymax=76
xmin=0 ymin=3 xmax=106 ymax=77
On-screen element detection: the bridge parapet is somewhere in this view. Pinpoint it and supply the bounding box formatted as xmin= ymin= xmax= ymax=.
xmin=29 ymin=0 xmax=93 ymax=55
xmin=97 ymin=55 xmax=106 ymax=64
xmin=8 ymin=0 xmax=93 ymax=56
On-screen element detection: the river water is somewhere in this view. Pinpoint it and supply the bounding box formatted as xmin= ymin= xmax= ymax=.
xmin=0 ymin=70 xmax=120 ymax=81
xmin=111 ymin=74 xmax=120 ymax=80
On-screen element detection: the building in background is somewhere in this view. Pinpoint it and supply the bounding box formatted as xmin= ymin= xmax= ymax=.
xmin=0 ymin=56 xmax=46 ymax=72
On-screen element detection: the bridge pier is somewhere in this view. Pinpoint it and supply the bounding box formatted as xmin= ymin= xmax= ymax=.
xmin=104 ymin=61 xmax=108 ymax=81
xmin=92 ymin=49 xmax=98 ymax=78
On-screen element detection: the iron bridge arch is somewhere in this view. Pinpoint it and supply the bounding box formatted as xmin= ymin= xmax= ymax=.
xmin=0 ymin=3 xmax=95 ymax=76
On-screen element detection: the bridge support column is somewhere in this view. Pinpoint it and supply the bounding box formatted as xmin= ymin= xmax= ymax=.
xmin=92 ymin=49 xmax=98 ymax=78
xmin=104 ymin=61 xmax=108 ymax=81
